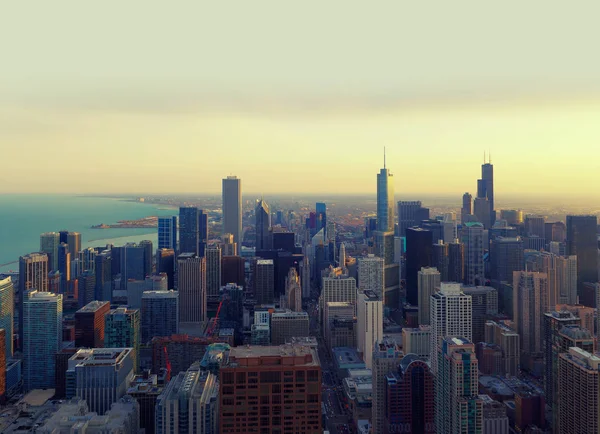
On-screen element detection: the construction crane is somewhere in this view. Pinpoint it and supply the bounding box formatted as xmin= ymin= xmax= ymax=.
xmin=163 ymin=346 xmax=171 ymax=382
xmin=205 ymin=300 xmax=224 ymax=337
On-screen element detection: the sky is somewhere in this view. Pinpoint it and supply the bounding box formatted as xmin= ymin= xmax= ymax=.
xmin=2 ymin=1 xmax=600 ymax=198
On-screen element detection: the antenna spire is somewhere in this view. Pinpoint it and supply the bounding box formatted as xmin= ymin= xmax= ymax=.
xmin=489 ymin=150 xmax=492 ymax=164
xmin=484 ymin=150 xmax=486 ymax=164
xmin=384 ymin=146 xmax=386 ymax=169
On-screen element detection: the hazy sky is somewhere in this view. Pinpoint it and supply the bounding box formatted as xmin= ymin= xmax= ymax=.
xmin=2 ymin=1 xmax=600 ymax=198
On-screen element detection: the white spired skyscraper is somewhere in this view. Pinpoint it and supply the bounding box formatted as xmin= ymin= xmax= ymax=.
xmin=376 ymin=149 xmax=394 ymax=232
xmin=430 ymin=283 xmax=472 ymax=374
xmin=222 ymin=176 xmax=242 ymax=251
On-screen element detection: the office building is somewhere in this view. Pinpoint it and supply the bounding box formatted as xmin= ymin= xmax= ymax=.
xmin=476 ymin=158 xmax=495 ymax=227
xmin=461 ymin=192 xmax=473 ymax=224
xmin=405 ymin=227 xmax=433 ymax=306
xmin=484 ymin=321 xmax=520 ymax=376
xmin=75 ymin=300 xmax=111 ymax=348
xmin=431 ymin=241 xmax=449 ymax=281
xmin=462 ymin=285 xmax=498 ymax=344
xmin=19 ymin=252 xmax=49 ymax=346
xmin=205 ymin=246 xmax=222 ymax=301
xmin=105 ymin=307 xmax=140 ymax=371
xmin=320 ymin=274 xmax=357 ymax=325
xmin=156 ymin=362 xmax=219 ymax=434
xmin=127 ymin=372 xmax=162 ymax=434
xmin=222 ymin=176 xmax=242 ymax=251
xmin=398 ymin=200 xmax=428 ymax=237
xmin=0 ymin=275 xmax=14 ymax=359
xmin=78 ymin=269 xmax=96 ymax=308
xmin=255 ymin=259 xmax=275 ymax=305
xmin=461 ymin=222 xmax=485 ymax=286
xmin=480 ymin=394 xmax=509 ymax=434
xmin=324 ymin=302 xmax=356 ymax=349
xmin=490 ymin=237 xmax=524 ymax=287
xmin=156 ymin=248 xmax=175 ymax=289
xmin=177 ymin=253 xmax=207 ymax=324
xmin=557 ymin=348 xmax=600 ymax=433
xmin=67 ymin=232 xmax=82 ymax=260
xmin=430 ymin=283 xmax=472 ymax=374
xmin=566 ymin=215 xmax=598 ymax=301
xmin=436 ymin=337 xmax=483 ymax=434
xmin=316 ymin=202 xmax=327 ymax=238
xmin=58 ymin=242 xmax=71 ymax=289
xmin=372 ymin=338 xmax=404 ymax=434
xmin=23 ymin=290 xmax=62 ymax=391
xmin=271 ymin=310 xmax=310 ymax=344
xmin=157 ymin=216 xmax=177 ymax=250
xmin=219 ymin=344 xmax=322 ymax=433
xmin=255 ymin=198 xmax=271 ymax=249
xmin=356 ymin=291 xmax=383 ymax=369
xmin=150 ymin=334 xmax=212 ymax=376
xmin=386 ymin=354 xmax=435 ymax=434
xmin=376 ymin=154 xmax=394 ymax=232
xmin=220 ymin=233 xmax=237 ymax=256
xmin=284 ymin=267 xmax=302 ymax=312
xmin=67 ymin=348 xmax=135 ymax=415
xmin=40 ymin=232 xmax=60 ymax=270
xmin=447 ymin=240 xmax=464 ymax=283
xmin=141 ymin=290 xmax=179 ymax=343
xmin=95 ymin=250 xmax=112 ymax=301
xmin=221 ymin=255 xmax=245 ymax=287
xmin=525 ymin=215 xmax=546 ymax=238
xmin=357 ymin=254 xmax=384 ymax=298
xmin=417 ymin=267 xmax=440 ymax=325
xmin=127 ymin=274 xmax=169 ymax=310
xmin=179 ymin=207 xmax=202 ymax=255
xmin=120 ymin=242 xmax=151 ymax=284
xmin=513 ymin=271 xmax=548 ymax=356
xmin=402 ymin=325 xmax=431 ymax=359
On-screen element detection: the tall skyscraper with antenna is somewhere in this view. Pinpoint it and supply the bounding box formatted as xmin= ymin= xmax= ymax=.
xmin=377 ymin=148 xmax=394 ymax=232
xmin=475 ymin=153 xmax=495 ymax=228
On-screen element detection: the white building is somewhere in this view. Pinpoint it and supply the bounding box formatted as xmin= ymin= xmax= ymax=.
xmin=430 ymin=283 xmax=472 ymax=374
xmin=357 ymin=254 xmax=384 ymax=298
xmin=357 ymin=290 xmax=383 ymax=369
xmin=320 ymin=274 xmax=357 ymax=325
xmin=402 ymin=325 xmax=431 ymax=359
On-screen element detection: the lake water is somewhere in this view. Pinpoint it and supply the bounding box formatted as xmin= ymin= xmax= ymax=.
xmin=0 ymin=195 xmax=177 ymax=273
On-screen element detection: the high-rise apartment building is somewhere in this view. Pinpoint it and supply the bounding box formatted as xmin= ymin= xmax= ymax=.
xmin=386 ymin=354 xmax=435 ymax=434
xmin=222 ymin=176 xmax=242 ymax=251
xmin=430 ymin=283 xmax=472 ymax=374
xmin=157 ymin=216 xmax=177 ymax=250
xmin=557 ymin=347 xmax=600 ymax=433
xmin=356 ymin=290 xmax=383 ymax=369
xmin=205 ymin=246 xmax=222 ymax=302
xmin=40 ymin=232 xmax=60 ymax=270
xmin=566 ymin=215 xmax=598 ymax=301
xmin=513 ymin=271 xmax=548 ymax=356
xmin=270 ymin=310 xmax=310 ymax=345
xmin=141 ymin=290 xmax=179 ymax=343
xmin=357 ymin=254 xmax=384 ymax=298
xmin=0 ymin=276 xmax=14 ymax=359
xmin=376 ymin=157 xmax=394 ymax=232
xmin=417 ymin=267 xmax=440 ymax=326
xmin=255 ymin=259 xmax=275 ymax=305
xmin=105 ymin=307 xmax=140 ymax=372
xmin=23 ymin=290 xmax=62 ymax=391
xmin=75 ymin=300 xmax=111 ymax=348
xmin=219 ymin=344 xmax=322 ymax=433
xmin=177 ymin=253 xmax=207 ymax=324
xmin=461 ymin=222 xmax=485 ymax=286
xmin=255 ymin=198 xmax=271 ymax=250
xmin=435 ymin=337 xmax=483 ymax=434
xmin=67 ymin=348 xmax=135 ymax=415
xmin=405 ymin=227 xmax=433 ymax=306
xmin=156 ymin=362 xmax=219 ymax=434
xmin=372 ymin=338 xmax=404 ymax=434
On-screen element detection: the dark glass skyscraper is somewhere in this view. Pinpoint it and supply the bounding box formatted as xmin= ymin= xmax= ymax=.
xmin=405 ymin=228 xmax=433 ymax=306
xmin=222 ymin=176 xmax=242 ymax=251
xmin=158 ymin=216 xmax=177 ymax=250
xmin=461 ymin=192 xmax=472 ymax=224
xmin=179 ymin=207 xmax=199 ymax=255
xmin=316 ymin=202 xmax=327 ymax=239
xmin=398 ymin=201 xmax=429 ymax=237
xmin=476 ymin=159 xmax=495 ymax=227
xmin=255 ymin=199 xmax=271 ymax=250
xmin=566 ymin=215 xmax=598 ymax=301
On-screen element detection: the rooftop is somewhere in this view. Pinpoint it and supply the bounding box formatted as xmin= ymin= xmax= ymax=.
xmin=142 ymin=289 xmax=178 ymax=298
xmin=76 ymin=300 xmax=110 ymax=313
xmin=69 ymin=348 xmax=133 ymax=367
xmin=256 ymin=259 xmax=274 ymax=265
xmin=362 ymin=290 xmax=379 ymax=301
xmin=225 ymin=344 xmax=319 ymax=368
xmin=332 ymin=347 xmax=364 ymax=366
xmin=272 ymin=310 xmax=309 ymax=319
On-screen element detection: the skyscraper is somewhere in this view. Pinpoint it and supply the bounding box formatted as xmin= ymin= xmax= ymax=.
xmin=94 ymin=250 xmax=112 ymax=301
xmin=430 ymin=283 xmax=472 ymax=374
xmin=255 ymin=198 xmax=271 ymax=249
xmin=270 ymin=311 xmax=310 ymax=345
xmin=219 ymin=344 xmax=322 ymax=433
xmin=0 ymin=276 xmax=14 ymax=359
xmin=285 ymin=267 xmax=302 ymax=312
xmin=75 ymin=300 xmax=111 ymax=348
xmin=177 ymin=253 xmax=207 ymax=324
xmin=476 ymin=158 xmax=495 ymax=227
xmin=566 ymin=215 xmax=598 ymax=302
xmin=462 ymin=285 xmax=498 ymax=344
xmin=417 ymin=267 xmax=441 ymax=325
xmin=320 ymin=274 xmax=357 ymax=327
xmin=205 ymin=246 xmax=222 ymax=302
xmin=156 ymin=362 xmax=219 ymax=434
xmin=222 ymin=176 xmax=242 ymax=251
xmin=397 ymin=200 xmax=428 ymax=237
xmin=513 ymin=271 xmax=548 ymax=356
xmin=490 ymin=237 xmax=524 ymax=287
xmin=255 ymin=259 xmax=274 ymax=305
xmin=557 ymin=348 xmax=600 ymax=433
xmin=23 ymin=290 xmax=62 ymax=391
xmin=141 ymin=290 xmax=179 ymax=343
xmin=220 ymin=233 xmax=237 ymax=256
xmin=431 ymin=241 xmax=449 ymax=281
xmin=372 ymin=338 xmax=404 ymax=434
xmin=105 ymin=307 xmax=140 ymax=372
xmin=179 ymin=207 xmax=204 ymax=255
xmin=156 ymin=248 xmax=175 ymax=289
xmin=316 ymin=202 xmax=327 ymax=239
xmin=19 ymin=252 xmax=49 ymax=347
xmin=40 ymin=232 xmax=60 ymax=270
xmin=376 ymin=152 xmax=394 ymax=232
xmin=447 ymin=240 xmax=464 ymax=283
xmin=461 ymin=192 xmax=473 ymax=224
xmin=461 ymin=222 xmax=485 ymax=286
xmin=157 ymin=215 xmax=177 ymax=250
xmin=435 ymin=337 xmax=483 ymax=434
xmin=356 ymin=290 xmax=383 ymax=369
xmin=405 ymin=227 xmax=433 ymax=306
xmin=357 ymin=254 xmax=384 ymax=298
xmin=67 ymin=232 xmax=82 ymax=260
